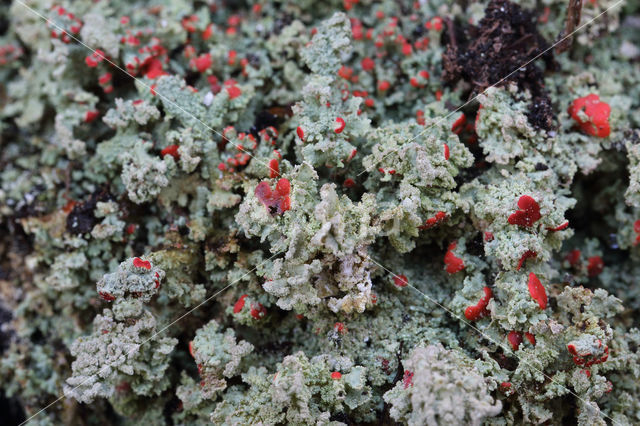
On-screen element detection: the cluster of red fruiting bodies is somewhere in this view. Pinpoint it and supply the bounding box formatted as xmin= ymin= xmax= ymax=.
xmin=233 ymin=294 xmax=267 ymax=320
xmin=567 ymin=340 xmax=609 ymax=367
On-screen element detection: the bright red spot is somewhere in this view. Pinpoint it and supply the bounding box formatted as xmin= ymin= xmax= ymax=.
xmin=334 ymin=322 xmax=347 ymax=334
xmin=568 ymin=94 xmax=611 ymax=138
xmin=464 ymin=286 xmax=492 ymax=321
xmin=419 ymin=211 xmax=447 ymax=230
xmin=268 ymin=159 xmax=280 ymax=178
xmin=508 ymin=331 xmax=523 ymax=351
xmin=527 ymin=272 xmax=547 ymax=309
xmin=546 ymin=221 xmax=569 ymax=232
xmin=451 ymin=113 xmax=466 ymax=134
xmin=338 ymin=66 xmax=353 ymax=80
xmin=192 ymin=53 xmax=212 ymax=73
xmin=226 ymin=84 xmax=242 ymax=99
xmin=377 ymin=80 xmax=391 ymax=91
xmin=331 ymin=371 xmax=342 ymax=380
xmin=250 ymin=302 xmax=266 ymax=319
xmin=133 ymin=257 xmax=151 ymax=270
xmin=393 ymin=274 xmax=408 ymax=287
xmin=161 ymin=144 xmax=180 ymax=159
xmin=334 ymin=117 xmax=346 ymax=134
xmin=444 ymin=241 xmax=465 ymax=274
xmin=517 ymin=250 xmax=537 ymax=271
xmin=443 ymin=143 xmax=450 ymax=160
xmin=361 ymin=57 xmax=375 ymax=71
xmin=255 ymin=178 xmax=291 ymax=215
xmin=84 ymin=110 xmax=100 ymax=123
xmin=143 ymin=58 xmax=167 ymax=79
xmin=233 ymin=295 xmax=248 ymax=313
xmin=508 ymin=195 xmax=541 ymax=227
xmin=524 ymin=332 xmax=536 ymax=346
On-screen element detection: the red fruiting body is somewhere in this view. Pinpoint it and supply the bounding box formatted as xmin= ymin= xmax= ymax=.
xmin=517 ymin=250 xmax=537 ymax=271
xmin=85 ymin=49 xmax=106 ymax=68
xmin=568 ymin=342 xmax=609 ymax=367
xmin=192 ymin=53 xmax=212 ymax=72
xmin=99 ymin=292 xmax=116 ymax=301
xmin=338 ymin=66 xmax=353 ymax=79
xmin=161 ymin=144 xmax=180 ymax=159
xmin=202 ymin=23 xmax=213 ymax=40
xmin=484 ymin=231 xmax=494 ymax=242
xmin=419 ymin=211 xmax=447 ymax=230
xmin=546 ymin=221 xmax=569 ymax=232
xmin=566 ymin=249 xmax=581 ymax=266
xmin=268 ymin=159 xmax=280 ymax=178
xmin=451 ymin=113 xmax=466 ymax=134
xmin=154 ymin=272 xmax=160 ymax=288
xmin=296 ymin=126 xmax=305 ymax=141
xmin=377 ymin=80 xmax=391 ymax=91
xmin=443 ymin=143 xmax=450 ymax=160
xmin=393 ymin=274 xmax=408 ymax=287
xmin=348 ymin=149 xmax=357 ymax=161
xmin=98 ymin=72 xmax=112 ymax=85
xmin=361 ymin=57 xmax=375 ymax=71
xmin=84 ymin=110 xmax=100 ymax=123
xmin=464 ymin=286 xmax=492 ymax=321
xmin=255 ymin=178 xmax=291 ymax=215
xmin=331 ymin=371 xmax=342 ymax=380
xmin=334 ymin=322 xmax=346 ymax=334
xmin=527 ymin=272 xmax=547 ymax=309
xmin=126 ymin=224 xmax=136 ymax=234
xmin=634 ymin=219 xmax=640 ymax=233
xmin=143 ymin=58 xmax=167 ymax=79
xmin=334 ymin=117 xmax=346 ymax=133
xmin=227 ymin=50 xmax=237 ymax=65
xmin=188 ymin=341 xmax=195 ymax=358
xmin=133 ymin=257 xmax=151 ymax=270
xmin=403 ymin=370 xmax=414 ymax=388
xmin=524 ymin=332 xmax=536 ymax=346
xmin=508 ymin=331 xmax=523 ymax=351
xmin=444 ymin=241 xmax=465 ymax=274
xmin=425 ymin=17 xmax=443 ymax=31
xmin=343 ymin=178 xmax=355 ymax=188
xmin=226 ymin=84 xmax=242 ymax=99
xmin=508 ymin=195 xmax=541 ymax=227
xmin=233 ymin=295 xmax=248 ymax=313
xmin=582 ymin=369 xmax=591 ymax=378
xmin=587 ymin=256 xmax=604 ymax=277
xmin=568 ymin=94 xmax=611 ymax=138
xmin=250 ymin=303 xmax=267 ymax=319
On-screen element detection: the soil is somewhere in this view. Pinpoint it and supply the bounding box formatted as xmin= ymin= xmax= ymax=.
xmin=442 ymin=0 xmax=556 ymax=130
